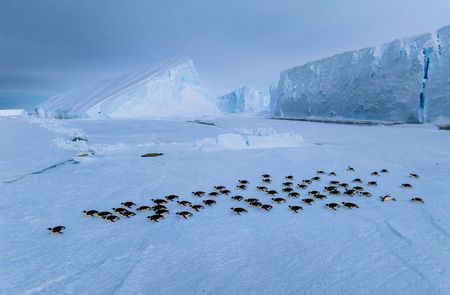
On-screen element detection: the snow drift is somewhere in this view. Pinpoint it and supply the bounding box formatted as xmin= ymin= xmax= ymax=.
xmin=36 ymin=58 xmax=219 ymax=119
xmin=217 ymin=87 xmax=269 ymax=113
xmin=271 ymin=24 xmax=450 ymax=124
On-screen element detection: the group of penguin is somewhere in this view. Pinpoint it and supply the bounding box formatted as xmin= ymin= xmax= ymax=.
xmin=47 ymin=166 xmax=424 ymax=234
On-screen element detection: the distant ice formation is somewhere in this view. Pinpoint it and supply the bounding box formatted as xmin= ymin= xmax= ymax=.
xmin=36 ymin=58 xmax=219 ymax=119
xmin=0 ymin=109 xmax=27 ymax=116
xmin=217 ymin=87 xmax=269 ymax=114
xmin=271 ymin=24 xmax=450 ymax=124
xmin=196 ymin=128 xmax=303 ymax=151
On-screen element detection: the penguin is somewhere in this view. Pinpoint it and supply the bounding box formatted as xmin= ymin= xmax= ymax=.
xmin=177 ymin=201 xmax=192 ymax=207
xmin=257 ymin=186 xmax=268 ymax=192
xmin=261 ymin=204 xmax=273 ymax=211
xmin=339 ymin=183 xmax=349 ymax=189
xmin=302 ymin=198 xmax=315 ymax=205
xmin=283 ymin=182 xmax=293 ymax=187
xmin=121 ymin=202 xmax=136 ymax=208
xmin=353 ymin=186 xmax=364 ymax=191
xmin=231 ymin=207 xmax=248 ymax=215
xmin=165 ymin=195 xmax=179 ymax=201
xmin=314 ymin=194 xmax=327 ymax=200
xmin=311 ymin=176 xmax=321 ymax=182
xmin=367 ymin=181 xmax=377 ymax=187
xmin=262 ymin=178 xmax=272 ymax=183
xmin=236 ymin=184 xmax=247 ymax=190
xmin=231 ymin=195 xmax=244 ymax=201
xmin=342 ymin=202 xmax=359 ymax=209
xmin=209 ymin=192 xmax=220 ymax=197
xmin=401 ymin=183 xmax=412 ymax=189
xmin=347 ymin=166 xmax=355 ymax=172
xmin=192 ymin=191 xmax=205 ymax=197
xmin=272 ymin=197 xmax=286 ymax=204
xmin=245 ymin=198 xmax=259 ymax=204
xmin=329 ymin=190 xmax=340 ymax=196
xmin=411 ymin=197 xmax=424 ymax=204
xmin=352 ymin=178 xmax=362 ymax=183
xmin=190 ymin=204 xmax=204 ymax=212
xmin=328 ymin=172 xmax=337 ymax=176
xmin=380 ymin=195 xmax=396 ymax=202
xmin=303 ymin=179 xmax=312 ymax=185
xmin=147 ymin=214 xmax=164 ymax=222
xmin=152 ymin=199 xmax=168 ymax=205
xmin=112 ymin=207 xmax=128 ymax=214
xmin=371 ymin=171 xmax=379 ymax=176
xmin=267 ymin=190 xmax=278 ymax=196
xmin=285 ymin=175 xmax=294 ymax=180
xmin=288 ymin=205 xmax=303 ymax=213
xmin=155 ymin=209 xmax=169 ymax=215
xmin=329 ymin=180 xmax=340 ymax=185
xmin=282 ymin=187 xmax=294 ymax=193
xmin=176 ymin=211 xmax=193 ymax=219
xmin=325 ymin=203 xmax=340 ymax=210
xmin=308 ymin=190 xmax=319 ymax=196
xmin=343 ymin=190 xmax=356 ymax=197
xmin=152 ymin=204 xmax=167 ymax=211
xmin=105 ymin=215 xmax=120 ymax=222
xmin=239 ymin=180 xmax=250 ymax=184
xmin=214 ymin=186 xmax=226 ymax=191
xmin=410 ymin=173 xmax=420 ymax=179
xmin=360 ymin=191 xmax=372 ymax=197
xmin=262 ymin=174 xmax=271 ymax=178
xmin=380 ymin=169 xmax=389 ymax=173
xmin=220 ymin=189 xmax=231 ymax=195
xmin=96 ymin=211 xmax=112 ymax=218
xmin=324 ymin=185 xmax=337 ymax=192
xmin=249 ymin=201 xmax=262 ymax=208
xmin=203 ymin=199 xmax=216 ymax=206
xmin=297 ymin=184 xmax=308 ymax=190
xmin=121 ymin=211 xmax=136 ymax=218
xmin=317 ymin=170 xmax=325 ymax=175
xmin=48 ymin=226 xmax=65 ymax=234
xmin=288 ymin=192 xmax=300 ymax=198
xmin=83 ymin=210 xmax=98 ymax=217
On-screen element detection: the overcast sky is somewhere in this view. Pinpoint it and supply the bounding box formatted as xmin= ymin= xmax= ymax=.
xmin=1 ymin=0 xmax=450 ymax=109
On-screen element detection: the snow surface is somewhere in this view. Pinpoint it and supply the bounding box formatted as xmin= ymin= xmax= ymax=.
xmin=271 ymin=24 xmax=450 ymax=124
xmin=0 ymin=109 xmax=27 ymax=116
xmin=36 ymin=58 xmax=219 ymax=119
xmin=1 ymin=115 xmax=450 ymax=294
xmin=217 ymin=87 xmax=270 ymax=114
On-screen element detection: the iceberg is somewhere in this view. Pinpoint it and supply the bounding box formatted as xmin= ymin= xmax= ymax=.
xmin=271 ymin=24 xmax=450 ymax=124
xmin=36 ymin=58 xmax=219 ymax=119
xmin=217 ymin=87 xmax=269 ymax=114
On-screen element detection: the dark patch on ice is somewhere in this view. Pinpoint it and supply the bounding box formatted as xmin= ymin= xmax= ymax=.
xmin=1 ymin=159 xmax=76 ymax=184
xmin=187 ymin=120 xmax=216 ymax=126
xmin=31 ymin=159 xmax=76 ymax=175
xmin=72 ymin=136 xmax=88 ymax=142
xmin=438 ymin=125 xmax=450 ymax=130
xmin=271 ymin=117 xmax=401 ymax=126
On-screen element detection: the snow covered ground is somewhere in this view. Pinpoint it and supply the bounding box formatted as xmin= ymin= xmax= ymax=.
xmin=1 ymin=116 xmax=450 ymax=294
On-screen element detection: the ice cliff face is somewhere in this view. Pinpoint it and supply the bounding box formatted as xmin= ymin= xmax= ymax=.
xmin=37 ymin=58 xmax=219 ymax=119
xmin=424 ymin=25 xmax=450 ymax=124
xmin=217 ymin=87 xmax=269 ymax=113
xmin=271 ymin=24 xmax=450 ymax=124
